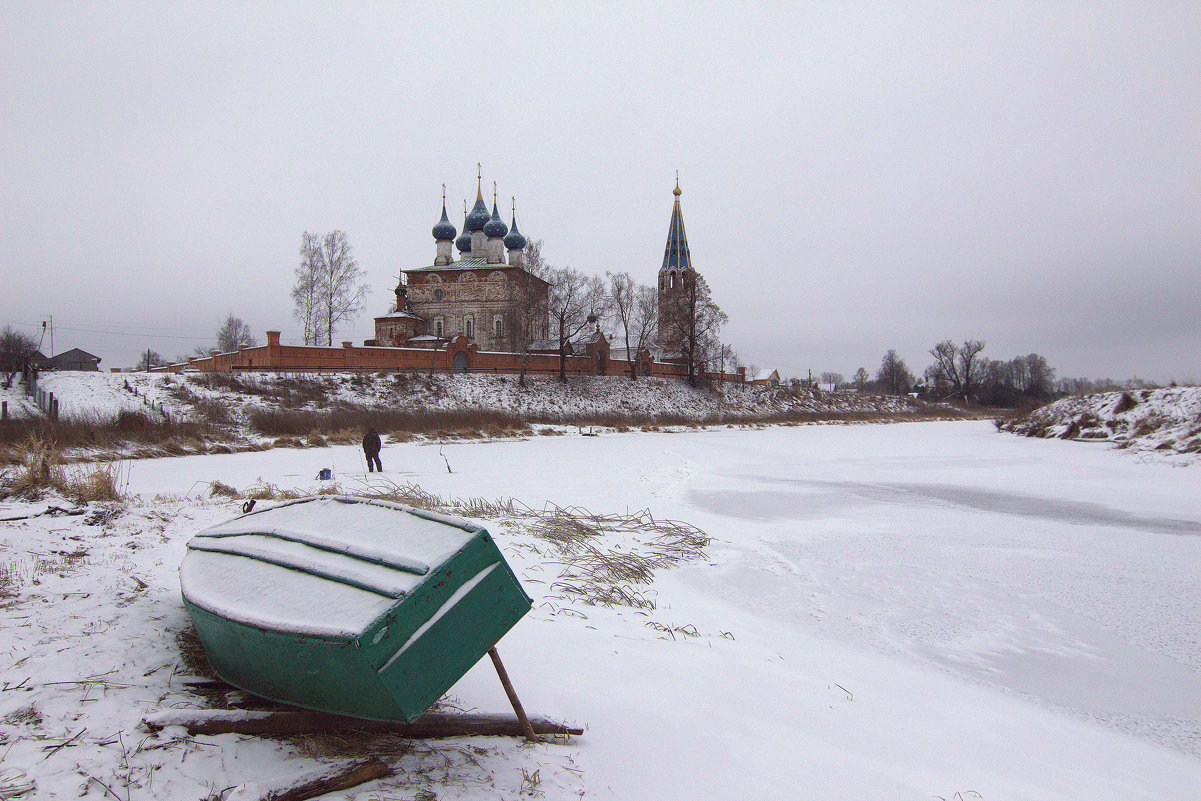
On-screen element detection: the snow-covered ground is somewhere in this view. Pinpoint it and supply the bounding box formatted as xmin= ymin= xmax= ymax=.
xmin=1000 ymin=385 xmax=1201 ymax=457
xmin=16 ymin=370 xmax=946 ymax=432
xmin=2 ymin=421 xmax=1199 ymax=799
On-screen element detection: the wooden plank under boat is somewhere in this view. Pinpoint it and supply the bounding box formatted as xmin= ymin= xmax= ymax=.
xmin=180 ymin=495 xmax=532 ymax=723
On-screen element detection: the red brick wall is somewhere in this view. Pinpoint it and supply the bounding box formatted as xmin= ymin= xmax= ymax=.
xmin=151 ymin=330 xmax=742 ymax=381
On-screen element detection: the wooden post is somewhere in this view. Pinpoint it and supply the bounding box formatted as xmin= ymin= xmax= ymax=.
xmin=2 ymin=401 xmax=6 ymax=421
xmin=488 ymin=647 xmax=539 ymax=743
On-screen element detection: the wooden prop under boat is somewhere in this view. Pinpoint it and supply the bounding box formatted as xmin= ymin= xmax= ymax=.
xmin=180 ymin=495 xmax=533 ymax=723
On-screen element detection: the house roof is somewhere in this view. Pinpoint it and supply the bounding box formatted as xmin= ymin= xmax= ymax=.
xmin=46 ymin=348 xmax=101 ymax=365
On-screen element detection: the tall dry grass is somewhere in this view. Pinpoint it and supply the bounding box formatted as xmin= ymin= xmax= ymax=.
xmin=0 ymin=437 xmax=127 ymax=501
xmin=0 ymin=409 xmax=219 ymax=461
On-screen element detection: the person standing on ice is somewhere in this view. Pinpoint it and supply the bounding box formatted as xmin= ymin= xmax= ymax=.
xmin=362 ymin=427 xmax=382 ymax=472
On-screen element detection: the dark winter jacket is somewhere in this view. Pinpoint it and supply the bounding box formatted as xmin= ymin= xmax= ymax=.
xmin=362 ymin=430 xmax=382 ymax=455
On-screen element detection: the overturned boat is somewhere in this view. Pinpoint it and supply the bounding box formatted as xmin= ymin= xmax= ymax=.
xmin=180 ymin=495 xmax=532 ymax=723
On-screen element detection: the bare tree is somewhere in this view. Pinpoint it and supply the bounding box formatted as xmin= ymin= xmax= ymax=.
xmin=659 ymin=272 xmax=728 ymax=386
xmin=1023 ymin=353 xmax=1055 ymax=398
xmin=506 ymin=238 xmax=551 ymax=385
xmin=929 ymin=339 xmax=986 ymax=400
xmin=606 ymin=271 xmax=657 ymax=379
xmin=876 ymin=349 xmax=914 ymax=394
xmin=295 ymin=230 xmax=368 ymax=346
xmin=291 ymin=231 xmax=327 ymax=346
xmin=819 ymin=371 xmax=844 ymax=391
xmin=852 ymin=367 xmax=870 ymax=391
xmin=0 ymin=326 xmax=39 ymax=389
xmin=136 ymin=350 xmax=168 ymax=371
xmin=546 ymin=266 xmax=606 ymax=381
xmin=215 ymin=313 xmax=257 ymax=353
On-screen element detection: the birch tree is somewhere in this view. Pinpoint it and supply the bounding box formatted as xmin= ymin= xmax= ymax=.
xmin=606 ymin=271 xmax=657 ymax=379
xmin=293 ymin=230 xmax=367 ymax=346
xmin=292 ymin=231 xmax=327 ymax=346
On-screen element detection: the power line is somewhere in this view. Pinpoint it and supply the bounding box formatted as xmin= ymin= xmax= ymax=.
xmin=1 ymin=318 xmax=213 ymax=340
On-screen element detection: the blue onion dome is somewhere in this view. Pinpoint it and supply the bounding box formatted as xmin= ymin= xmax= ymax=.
xmin=504 ymin=214 xmax=527 ymax=250
xmin=465 ymin=189 xmax=491 ymax=232
xmin=432 ymin=203 xmax=456 ymax=241
xmin=456 ymin=208 xmax=472 ymax=252
xmin=483 ymin=201 xmax=508 ymax=238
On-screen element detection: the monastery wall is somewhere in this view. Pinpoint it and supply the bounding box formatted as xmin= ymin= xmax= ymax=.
xmin=150 ymin=330 xmax=729 ymax=380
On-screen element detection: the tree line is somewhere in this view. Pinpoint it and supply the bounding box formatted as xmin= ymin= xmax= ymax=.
xmin=816 ymin=339 xmax=1172 ymax=406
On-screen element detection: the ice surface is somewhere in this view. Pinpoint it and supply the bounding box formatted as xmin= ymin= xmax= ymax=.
xmin=6 ymin=421 xmax=1201 ymax=800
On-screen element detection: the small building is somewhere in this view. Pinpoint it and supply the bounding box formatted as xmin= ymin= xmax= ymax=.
xmin=40 ymin=348 xmax=101 ymax=372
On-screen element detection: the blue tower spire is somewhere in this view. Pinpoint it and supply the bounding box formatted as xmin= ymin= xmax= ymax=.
xmin=661 ymin=173 xmax=692 ymax=271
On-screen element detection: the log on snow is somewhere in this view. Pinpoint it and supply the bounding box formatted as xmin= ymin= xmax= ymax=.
xmin=144 ymin=709 xmax=583 ymax=739
xmin=250 ymin=759 xmax=391 ymax=801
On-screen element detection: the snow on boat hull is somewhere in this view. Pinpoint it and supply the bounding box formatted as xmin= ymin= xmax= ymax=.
xmin=180 ymin=496 xmax=532 ymax=722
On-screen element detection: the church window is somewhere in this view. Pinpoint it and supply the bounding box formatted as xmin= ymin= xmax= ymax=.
xmin=465 ymin=316 xmax=474 ymax=338
xmin=494 ymin=316 xmax=504 ymax=338
xmin=459 ymin=271 xmax=476 ymax=282
xmin=670 ymin=272 xmax=677 ymax=289
xmin=435 ymin=317 xmax=444 ymax=338
xmin=428 ymin=273 xmax=442 ymax=283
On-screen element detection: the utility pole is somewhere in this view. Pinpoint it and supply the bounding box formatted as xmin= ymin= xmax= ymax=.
xmin=40 ymin=315 xmax=53 ymax=356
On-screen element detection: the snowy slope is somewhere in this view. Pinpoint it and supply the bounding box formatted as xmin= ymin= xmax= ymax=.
xmin=1000 ymin=386 xmax=1201 ymax=456
xmin=19 ymin=371 xmax=956 ymax=458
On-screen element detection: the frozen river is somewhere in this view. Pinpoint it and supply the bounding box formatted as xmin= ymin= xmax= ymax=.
xmin=122 ymin=419 xmax=1201 ymax=797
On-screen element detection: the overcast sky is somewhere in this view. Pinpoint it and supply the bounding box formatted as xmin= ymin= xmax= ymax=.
xmin=3 ymin=2 xmax=1199 ymax=382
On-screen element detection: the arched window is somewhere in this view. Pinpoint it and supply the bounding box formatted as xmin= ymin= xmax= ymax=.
xmin=435 ymin=317 xmax=444 ymax=338
xmin=494 ymin=316 xmax=504 ymax=338
xmin=669 ymin=272 xmax=677 ymax=289
xmin=465 ymin=316 xmax=474 ymax=339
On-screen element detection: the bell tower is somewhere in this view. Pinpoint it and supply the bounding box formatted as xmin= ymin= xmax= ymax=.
xmin=657 ymin=173 xmax=694 ymax=354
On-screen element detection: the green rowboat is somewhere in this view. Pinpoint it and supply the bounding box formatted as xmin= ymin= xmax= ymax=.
xmin=180 ymin=495 xmax=532 ymax=722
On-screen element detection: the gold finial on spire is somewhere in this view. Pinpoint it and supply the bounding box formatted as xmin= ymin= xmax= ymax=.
xmin=511 ymin=195 xmax=516 ymax=216
xmin=674 ymin=170 xmax=682 ymax=197
xmin=441 ymin=183 xmax=446 ymax=204
xmin=493 ymin=181 xmax=498 ymax=204
xmin=476 ymin=163 xmax=483 ymax=200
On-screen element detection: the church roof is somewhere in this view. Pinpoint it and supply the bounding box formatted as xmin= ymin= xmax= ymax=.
xmin=405 ymin=257 xmax=549 ymax=284
xmin=661 ymin=178 xmax=692 ymax=271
